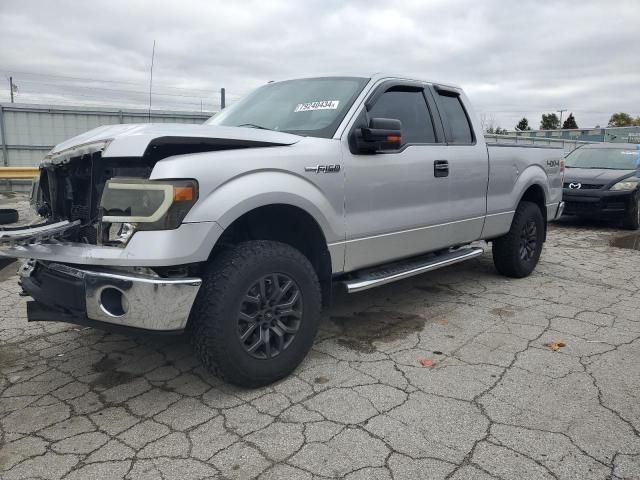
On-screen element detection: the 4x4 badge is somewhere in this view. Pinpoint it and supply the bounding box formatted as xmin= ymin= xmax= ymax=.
xmin=305 ymin=165 xmax=341 ymax=173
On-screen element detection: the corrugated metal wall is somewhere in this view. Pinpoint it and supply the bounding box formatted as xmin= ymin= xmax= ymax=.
xmin=0 ymin=103 xmax=212 ymax=167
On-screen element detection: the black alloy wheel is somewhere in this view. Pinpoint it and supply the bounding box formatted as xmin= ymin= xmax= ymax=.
xmin=492 ymin=201 xmax=544 ymax=278
xmin=519 ymin=219 xmax=538 ymax=261
xmin=237 ymin=273 xmax=303 ymax=359
xmin=189 ymin=240 xmax=321 ymax=388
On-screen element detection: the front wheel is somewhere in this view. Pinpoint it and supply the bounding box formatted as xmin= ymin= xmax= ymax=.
xmin=190 ymin=241 xmax=321 ymax=388
xmin=492 ymin=201 xmax=545 ymax=278
xmin=621 ymin=198 xmax=640 ymax=230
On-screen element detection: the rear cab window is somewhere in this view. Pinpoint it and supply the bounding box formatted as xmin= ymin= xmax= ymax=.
xmin=434 ymin=88 xmax=475 ymax=144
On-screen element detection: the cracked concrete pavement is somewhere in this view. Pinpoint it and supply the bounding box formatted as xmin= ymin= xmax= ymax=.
xmin=1 ymin=206 xmax=639 ymax=479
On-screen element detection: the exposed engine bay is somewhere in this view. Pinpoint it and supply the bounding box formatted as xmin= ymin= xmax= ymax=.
xmin=35 ymin=152 xmax=154 ymax=246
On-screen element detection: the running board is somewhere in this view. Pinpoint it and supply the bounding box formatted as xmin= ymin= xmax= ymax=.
xmin=342 ymin=247 xmax=484 ymax=293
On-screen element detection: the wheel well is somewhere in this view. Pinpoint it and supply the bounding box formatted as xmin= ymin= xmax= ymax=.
xmin=520 ymin=184 xmax=547 ymax=240
xmin=213 ymin=205 xmax=333 ymax=306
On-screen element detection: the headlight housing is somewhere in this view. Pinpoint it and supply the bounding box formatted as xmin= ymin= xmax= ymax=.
xmin=610 ymin=179 xmax=640 ymax=191
xmin=99 ymin=178 xmax=198 ymax=245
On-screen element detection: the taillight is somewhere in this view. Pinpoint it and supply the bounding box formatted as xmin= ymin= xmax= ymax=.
xmin=560 ymin=159 xmax=565 ymax=182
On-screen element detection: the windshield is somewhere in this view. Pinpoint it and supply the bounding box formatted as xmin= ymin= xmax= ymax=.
xmin=206 ymin=77 xmax=369 ymax=138
xmin=565 ymin=148 xmax=639 ymax=170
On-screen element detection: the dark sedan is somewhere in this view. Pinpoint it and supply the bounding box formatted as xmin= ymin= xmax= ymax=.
xmin=562 ymin=143 xmax=640 ymax=229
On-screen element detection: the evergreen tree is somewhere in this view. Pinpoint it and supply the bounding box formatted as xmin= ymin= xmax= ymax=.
xmin=540 ymin=113 xmax=560 ymax=130
xmin=516 ymin=118 xmax=531 ymax=131
xmin=562 ymin=113 xmax=578 ymax=129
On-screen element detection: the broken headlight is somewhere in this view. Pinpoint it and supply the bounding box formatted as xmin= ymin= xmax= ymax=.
xmin=99 ymin=178 xmax=198 ymax=244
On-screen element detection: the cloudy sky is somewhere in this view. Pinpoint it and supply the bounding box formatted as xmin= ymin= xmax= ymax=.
xmin=1 ymin=0 xmax=639 ymax=130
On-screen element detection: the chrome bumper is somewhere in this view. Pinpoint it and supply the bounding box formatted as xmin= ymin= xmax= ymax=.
xmin=20 ymin=262 xmax=202 ymax=332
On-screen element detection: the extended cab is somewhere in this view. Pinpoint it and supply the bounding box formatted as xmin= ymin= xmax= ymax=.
xmin=0 ymin=74 xmax=564 ymax=386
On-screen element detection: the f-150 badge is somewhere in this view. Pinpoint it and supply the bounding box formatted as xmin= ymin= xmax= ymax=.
xmin=305 ymin=165 xmax=341 ymax=173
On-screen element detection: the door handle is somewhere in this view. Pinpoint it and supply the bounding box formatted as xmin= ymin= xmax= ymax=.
xmin=434 ymin=160 xmax=449 ymax=178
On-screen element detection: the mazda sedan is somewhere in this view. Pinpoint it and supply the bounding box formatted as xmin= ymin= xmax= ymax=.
xmin=562 ymin=143 xmax=640 ymax=229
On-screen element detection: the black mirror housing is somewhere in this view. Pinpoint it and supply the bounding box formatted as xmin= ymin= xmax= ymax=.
xmin=353 ymin=117 xmax=402 ymax=153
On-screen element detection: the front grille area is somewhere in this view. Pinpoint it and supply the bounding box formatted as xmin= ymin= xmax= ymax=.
xmin=564 ymin=201 xmax=597 ymax=215
xmin=37 ymin=152 xmax=154 ymax=245
xmin=564 ymin=197 xmax=629 ymax=215
xmin=563 ymin=182 xmax=603 ymax=190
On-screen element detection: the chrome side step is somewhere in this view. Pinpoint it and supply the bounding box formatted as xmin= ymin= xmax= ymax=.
xmin=342 ymin=247 xmax=484 ymax=293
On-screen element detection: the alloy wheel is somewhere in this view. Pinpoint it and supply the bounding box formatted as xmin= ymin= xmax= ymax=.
xmin=519 ymin=219 xmax=538 ymax=261
xmin=237 ymin=273 xmax=303 ymax=359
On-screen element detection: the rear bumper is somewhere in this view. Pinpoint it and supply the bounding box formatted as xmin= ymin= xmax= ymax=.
xmin=20 ymin=261 xmax=201 ymax=332
xmin=562 ymin=189 xmax=635 ymax=218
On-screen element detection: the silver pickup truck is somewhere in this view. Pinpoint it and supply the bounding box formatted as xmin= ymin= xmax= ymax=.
xmin=0 ymin=74 xmax=564 ymax=386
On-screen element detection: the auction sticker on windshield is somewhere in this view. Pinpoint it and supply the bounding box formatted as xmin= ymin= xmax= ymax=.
xmin=294 ymin=100 xmax=339 ymax=112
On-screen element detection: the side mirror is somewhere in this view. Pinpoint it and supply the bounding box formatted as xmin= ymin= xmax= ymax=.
xmin=353 ymin=118 xmax=402 ymax=153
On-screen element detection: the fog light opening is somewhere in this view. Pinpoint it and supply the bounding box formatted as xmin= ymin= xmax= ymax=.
xmin=99 ymin=287 xmax=128 ymax=317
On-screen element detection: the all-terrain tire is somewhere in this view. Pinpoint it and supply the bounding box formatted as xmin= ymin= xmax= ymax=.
xmin=621 ymin=197 xmax=640 ymax=230
xmin=189 ymin=240 xmax=321 ymax=388
xmin=492 ymin=201 xmax=544 ymax=278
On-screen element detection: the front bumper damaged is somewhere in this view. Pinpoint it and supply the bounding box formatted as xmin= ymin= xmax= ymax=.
xmin=0 ymin=221 xmax=223 ymax=267
xmin=0 ymin=220 xmax=80 ymax=247
xmin=20 ymin=261 xmax=202 ymax=333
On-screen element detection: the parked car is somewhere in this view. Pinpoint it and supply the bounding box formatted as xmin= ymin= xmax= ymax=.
xmin=562 ymin=143 xmax=640 ymax=229
xmin=0 ymin=74 xmax=564 ymax=386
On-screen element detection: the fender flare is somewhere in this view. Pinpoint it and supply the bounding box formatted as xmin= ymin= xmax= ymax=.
xmin=184 ymin=170 xmax=342 ymax=245
xmin=512 ymin=164 xmax=550 ymax=210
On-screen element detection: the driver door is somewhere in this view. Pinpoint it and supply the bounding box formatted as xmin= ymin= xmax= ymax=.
xmin=342 ymin=83 xmax=454 ymax=271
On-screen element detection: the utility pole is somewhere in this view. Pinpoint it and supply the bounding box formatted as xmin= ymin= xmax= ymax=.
xmin=9 ymin=77 xmax=14 ymax=103
xmin=148 ymin=40 xmax=156 ymax=121
xmin=557 ymin=109 xmax=567 ymax=129
xmin=220 ymin=88 xmax=226 ymax=110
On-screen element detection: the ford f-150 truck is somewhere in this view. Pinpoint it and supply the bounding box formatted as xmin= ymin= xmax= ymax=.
xmin=0 ymin=74 xmax=564 ymax=387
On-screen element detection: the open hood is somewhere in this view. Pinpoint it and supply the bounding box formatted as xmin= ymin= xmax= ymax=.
xmin=47 ymin=123 xmax=303 ymax=163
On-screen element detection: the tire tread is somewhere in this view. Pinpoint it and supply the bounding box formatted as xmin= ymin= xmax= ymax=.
xmin=492 ymin=201 xmax=544 ymax=278
xmin=189 ymin=240 xmax=321 ymax=387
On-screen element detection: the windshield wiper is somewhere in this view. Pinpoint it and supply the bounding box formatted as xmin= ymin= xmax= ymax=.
xmin=236 ymin=123 xmax=271 ymax=131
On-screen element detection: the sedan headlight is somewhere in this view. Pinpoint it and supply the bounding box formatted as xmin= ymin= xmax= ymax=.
xmin=100 ymin=178 xmax=198 ymax=237
xmin=610 ymin=180 xmax=640 ymax=191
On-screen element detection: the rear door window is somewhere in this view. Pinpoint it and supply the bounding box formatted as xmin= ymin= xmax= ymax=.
xmin=435 ymin=91 xmax=474 ymax=144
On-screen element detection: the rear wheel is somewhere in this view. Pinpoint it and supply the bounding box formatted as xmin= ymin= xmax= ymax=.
xmin=190 ymin=240 xmax=321 ymax=388
xmin=621 ymin=198 xmax=640 ymax=230
xmin=492 ymin=201 xmax=545 ymax=278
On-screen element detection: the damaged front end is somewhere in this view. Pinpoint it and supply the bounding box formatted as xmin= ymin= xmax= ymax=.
xmin=1 ymin=126 xmax=295 ymax=332
xmin=2 ymin=140 xmax=204 ymax=333
xmin=34 ymin=141 xmax=158 ymax=246
xmin=2 ymin=140 xmax=154 ymax=247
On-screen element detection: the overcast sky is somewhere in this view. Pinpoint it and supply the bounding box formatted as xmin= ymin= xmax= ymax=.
xmin=1 ymin=0 xmax=639 ymax=130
